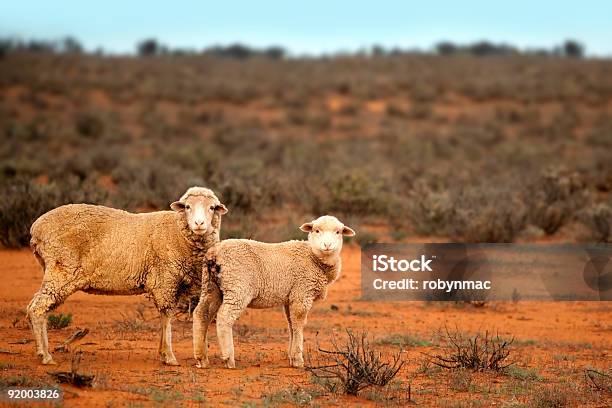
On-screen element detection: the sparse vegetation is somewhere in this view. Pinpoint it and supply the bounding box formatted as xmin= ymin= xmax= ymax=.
xmin=426 ymin=327 xmax=514 ymax=371
xmin=47 ymin=313 xmax=72 ymax=329
xmin=306 ymin=330 xmax=404 ymax=396
xmin=0 ymin=39 xmax=610 ymax=407
xmin=114 ymin=306 xmax=154 ymax=332
xmin=0 ymin=50 xmax=610 ymax=247
xmin=376 ymin=333 xmax=431 ymax=347
xmin=527 ymin=384 xmax=576 ymax=407
xmin=585 ymin=368 xmax=612 ymax=392
xmin=261 ymin=387 xmax=320 ymax=406
xmin=505 ymin=366 xmax=544 ymax=381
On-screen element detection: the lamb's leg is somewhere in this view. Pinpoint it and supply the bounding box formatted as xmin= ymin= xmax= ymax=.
xmin=216 ymin=298 xmax=248 ymax=369
xmin=159 ymin=310 xmax=179 ymax=366
xmin=288 ymin=299 xmax=313 ymax=368
xmin=193 ymin=284 xmax=222 ymax=368
xmin=283 ymin=304 xmax=294 ymax=366
xmin=27 ymin=275 xmax=78 ymax=365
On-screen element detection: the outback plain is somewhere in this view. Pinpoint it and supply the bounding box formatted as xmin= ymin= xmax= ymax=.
xmin=0 ymin=49 xmax=611 ymax=406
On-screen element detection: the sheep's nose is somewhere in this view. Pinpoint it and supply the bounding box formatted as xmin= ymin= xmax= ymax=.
xmin=195 ymin=219 xmax=205 ymax=226
xmin=323 ymin=242 xmax=332 ymax=249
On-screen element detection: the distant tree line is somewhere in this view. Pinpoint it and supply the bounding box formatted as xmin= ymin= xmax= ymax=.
xmin=0 ymin=36 xmax=587 ymax=59
xmin=0 ymin=36 xmax=84 ymax=57
xmin=432 ymin=39 xmax=585 ymax=58
xmin=135 ymin=38 xmax=285 ymax=59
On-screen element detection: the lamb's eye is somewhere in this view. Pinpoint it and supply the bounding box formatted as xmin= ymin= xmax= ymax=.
xmin=315 ymin=229 xmax=320 ymax=234
xmin=210 ymin=206 xmax=215 ymax=211
xmin=336 ymin=230 xmax=340 ymax=234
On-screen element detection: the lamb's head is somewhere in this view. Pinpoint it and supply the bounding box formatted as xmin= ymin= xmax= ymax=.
xmin=170 ymin=187 xmax=228 ymax=236
xmin=300 ymin=215 xmax=355 ymax=260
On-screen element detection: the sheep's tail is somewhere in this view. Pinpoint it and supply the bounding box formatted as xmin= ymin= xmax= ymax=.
xmin=30 ymin=239 xmax=46 ymax=272
xmin=29 ymin=221 xmax=46 ymax=272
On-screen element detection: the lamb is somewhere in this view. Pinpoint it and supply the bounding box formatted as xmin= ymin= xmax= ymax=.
xmin=193 ymin=215 xmax=355 ymax=369
xmin=27 ymin=186 xmax=228 ymax=366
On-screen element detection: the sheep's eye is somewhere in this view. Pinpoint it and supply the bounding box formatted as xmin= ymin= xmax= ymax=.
xmin=315 ymin=229 xmax=320 ymax=234
xmin=336 ymin=230 xmax=340 ymax=234
xmin=185 ymin=205 xmax=191 ymax=210
xmin=210 ymin=206 xmax=215 ymax=211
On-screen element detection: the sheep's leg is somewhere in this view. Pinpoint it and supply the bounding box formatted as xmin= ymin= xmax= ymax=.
xmin=27 ymin=275 xmax=78 ymax=365
xmin=159 ymin=310 xmax=179 ymax=366
xmin=288 ymin=299 xmax=313 ymax=368
xmin=193 ymin=284 xmax=222 ymax=368
xmin=283 ymin=304 xmax=294 ymax=365
xmin=27 ymin=290 xmax=55 ymax=365
xmin=216 ymin=298 xmax=248 ymax=369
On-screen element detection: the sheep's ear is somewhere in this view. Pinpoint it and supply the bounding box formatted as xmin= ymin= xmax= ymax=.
xmin=342 ymin=226 xmax=356 ymax=236
xmin=300 ymin=222 xmax=313 ymax=233
xmin=215 ymin=203 xmax=228 ymax=215
xmin=170 ymin=201 xmax=185 ymax=212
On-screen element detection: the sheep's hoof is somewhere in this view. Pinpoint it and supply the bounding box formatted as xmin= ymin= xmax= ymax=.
xmin=41 ymin=355 xmax=57 ymax=365
xmin=195 ymin=358 xmax=209 ymax=369
xmin=222 ymin=358 xmax=235 ymax=369
xmin=161 ymin=354 xmax=180 ymax=366
xmin=291 ymin=357 xmax=304 ymax=368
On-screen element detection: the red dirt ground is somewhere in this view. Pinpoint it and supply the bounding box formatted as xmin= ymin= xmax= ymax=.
xmin=0 ymin=247 xmax=610 ymax=407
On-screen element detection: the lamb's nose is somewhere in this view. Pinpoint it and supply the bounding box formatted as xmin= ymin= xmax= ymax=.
xmin=324 ymin=242 xmax=332 ymax=249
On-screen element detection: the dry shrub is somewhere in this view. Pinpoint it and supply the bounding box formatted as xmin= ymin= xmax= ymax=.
xmin=0 ymin=179 xmax=107 ymax=248
xmin=323 ymin=172 xmax=388 ymax=217
xmin=527 ymin=167 xmax=589 ymax=235
xmin=114 ymin=305 xmax=154 ymax=332
xmin=580 ymin=203 xmax=612 ymax=243
xmin=306 ymin=329 xmax=404 ymax=396
xmin=426 ymin=326 xmax=514 ymax=371
xmin=450 ymin=187 xmax=527 ymax=243
xmin=0 ymin=181 xmax=58 ymax=248
xmin=407 ymin=182 xmax=455 ymax=236
xmin=528 ymin=384 xmax=576 ymax=408
xmin=407 ymin=183 xmax=526 ymax=242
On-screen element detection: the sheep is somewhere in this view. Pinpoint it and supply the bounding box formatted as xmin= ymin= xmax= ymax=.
xmin=27 ymin=186 xmax=228 ymax=366
xmin=193 ymin=215 xmax=355 ymax=369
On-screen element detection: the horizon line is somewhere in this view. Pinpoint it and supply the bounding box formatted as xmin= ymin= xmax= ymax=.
xmin=2 ymin=34 xmax=609 ymax=59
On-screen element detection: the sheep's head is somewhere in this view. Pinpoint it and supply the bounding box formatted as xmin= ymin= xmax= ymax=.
xmin=300 ymin=215 xmax=355 ymax=259
xmin=170 ymin=187 xmax=228 ymax=236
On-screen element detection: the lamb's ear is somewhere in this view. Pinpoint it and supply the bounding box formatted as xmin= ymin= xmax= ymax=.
xmin=342 ymin=226 xmax=356 ymax=236
xmin=300 ymin=222 xmax=313 ymax=233
xmin=170 ymin=201 xmax=185 ymax=212
xmin=215 ymin=203 xmax=228 ymax=215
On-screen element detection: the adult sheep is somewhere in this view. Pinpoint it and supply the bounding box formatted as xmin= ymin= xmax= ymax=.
xmin=193 ymin=215 xmax=355 ymax=369
xmin=27 ymin=186 xmax=228 ymax=366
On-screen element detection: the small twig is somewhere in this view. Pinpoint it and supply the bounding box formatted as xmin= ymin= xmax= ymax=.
xmin=54 ymin=328 xmax=89 ymax=352
xmin=585 ymin=369 xmax=612 ymax=392
xmin=48 ymin=350 xmax=95 ymax=388
xmin=9 ymin=339 xmax=32 ymax=345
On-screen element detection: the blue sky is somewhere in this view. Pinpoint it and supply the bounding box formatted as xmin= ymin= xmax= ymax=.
xmin=1 ymin=1 xmax=611 ymax=56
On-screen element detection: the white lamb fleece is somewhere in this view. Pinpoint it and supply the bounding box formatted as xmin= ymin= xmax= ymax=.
xmin=193 ymin=215 xmax=355 ymax=369
xmin=27 ymin=186 xmax=227 ymax=366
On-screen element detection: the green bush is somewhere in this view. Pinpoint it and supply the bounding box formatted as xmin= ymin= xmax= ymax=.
xmin=47 ymin=313 xmax=72 ymax=329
